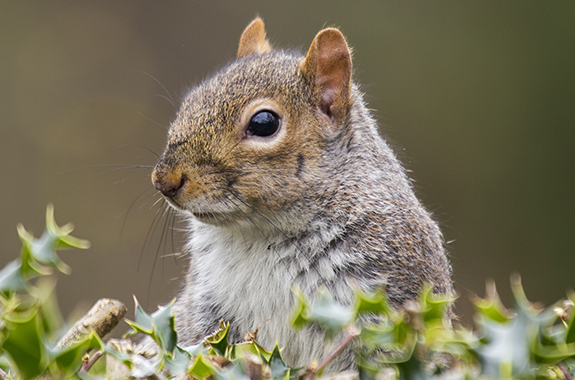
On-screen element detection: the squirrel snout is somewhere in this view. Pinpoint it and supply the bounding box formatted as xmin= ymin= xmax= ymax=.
xmin=152 ymin=169 xmax=186 ymax=199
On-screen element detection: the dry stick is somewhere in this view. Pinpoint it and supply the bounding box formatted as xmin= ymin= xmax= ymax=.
xmin=0 ymin=368 xmax=9 ymax=380
xmin=304 ymin=325 xmax=360 ymax=380
xmin=55 ymin=298 xmax=127 ymax=350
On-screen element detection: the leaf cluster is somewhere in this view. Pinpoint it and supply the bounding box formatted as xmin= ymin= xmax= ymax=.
xmin=0 ymin=205 xmax=96 ymax=379
xmin=115 ymin=304 xmax=298 ymax=379
xmin=291 ymin=281 xmax=575 ymax=380
xmin=2 ymin=207 xmax=575 ymax=380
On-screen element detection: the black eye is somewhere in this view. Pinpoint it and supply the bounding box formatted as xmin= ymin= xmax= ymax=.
xmin=247 ymin=111 xmax=280 ymax=137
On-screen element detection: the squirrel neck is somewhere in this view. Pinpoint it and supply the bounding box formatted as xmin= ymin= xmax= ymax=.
xmin=310 ymin=86 xmax=424 ymax=228
xmin=184 ymin=85 xmax=431 ymax=263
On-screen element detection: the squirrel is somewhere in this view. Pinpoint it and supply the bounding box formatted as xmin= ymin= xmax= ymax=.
xmin=151 ymin=17 xmax=453 ymax=370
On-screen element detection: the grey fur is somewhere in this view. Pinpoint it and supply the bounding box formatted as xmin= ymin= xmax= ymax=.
xmin=152 ymin=27 xmax=453 ymax=371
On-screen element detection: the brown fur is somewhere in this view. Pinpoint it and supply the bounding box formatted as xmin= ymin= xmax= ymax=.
xmin=151 ymin=18 xmax=453 ymax=370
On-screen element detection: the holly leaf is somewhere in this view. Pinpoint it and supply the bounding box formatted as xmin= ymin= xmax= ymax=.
xmin=125 ymin=298 xmax=177 ymax=354
xmin=264 ymin=344 xmax=290 ymax=380
xmin=474 ymin=277 xmax=548 ymax=377
xmin=216 ymin=361 xmax=251 ymax=380
xmin=181 ymin=342 xmax=205 ymax=357
xmin=35 ymin=277 xmax=64 ymax=337
xmin=206 ymin=321 xmax=229 ymax=356
xmin=476 ymin=306 xmax=533 ymax=377
xmin=102 ymin=343 xmax=133 ymax=370
xmin=50 ymin=331 xmax=103 ymax=373
xmin=1 ymin=308 xmax=48 ymax=379
xmin=396 ymin=354 xmax=434 ymax=380
xmin=565 ymin=291 xmax=575 ymax=344
xmin=188 ymin=354 xmax=217 ymax=379
xmin=150 ymin=300 xmax=177 ymax=353
xmin=360 ymin=320 xmax=397 ymax=349
xmin=125 ymin=297 xmax=154 ymax=336
xmin=0 ymin=260 xmax=27 ymax=293
xmin=420 ymin=285 xmax=454 ymax=324
xmin=164 ymin=346 xmax=192 ymax=376
xmin=291 ymin=288 xmax=353 ymax=337
xmin=16 ymin=205 xmax=90 ymax=278
xmin=355 ymin=289 xmax=391 ymax=318
xmin=45 ymin=204 xmax=90 ymax=251
xmin=472 ymin=280 xmax=510 ymax=323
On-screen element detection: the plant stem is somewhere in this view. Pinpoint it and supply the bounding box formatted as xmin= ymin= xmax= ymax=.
xmin=80 ymin=350 xmax=103 ymax=374
xmin=559 ymin=363 xmax=574 ymax=380
xmin=304 ymin=325 xmax=360 ymax=380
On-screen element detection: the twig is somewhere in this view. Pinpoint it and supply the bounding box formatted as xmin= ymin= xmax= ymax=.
xmin=559 ymin=363 xmax=574 ymax=380
xmin=303 ymin=325 xmax=360 ymax=380
xmin=80 ymin=350 xmax=104 ymax=374
xmin=0 ymin=368 xmax=9 ymax=380
xmin=55 ymin=298 xmax=127 ymax=350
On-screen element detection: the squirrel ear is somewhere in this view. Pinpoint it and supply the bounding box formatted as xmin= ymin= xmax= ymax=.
xmin=301 ymin=28 xmax=352 ymax=123
xmin=237 ymin=17 xmax=272 ymax=58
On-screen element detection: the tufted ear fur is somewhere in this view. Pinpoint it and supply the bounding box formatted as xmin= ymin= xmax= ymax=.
xmin=237 ymin=17 xmax=272 ymax=58
xmin=301 ymin=28 xmax=352 ymax=124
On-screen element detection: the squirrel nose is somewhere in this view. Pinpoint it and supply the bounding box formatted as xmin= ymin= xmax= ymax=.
xmin=153 ymin=170 xmax=186 ymax=199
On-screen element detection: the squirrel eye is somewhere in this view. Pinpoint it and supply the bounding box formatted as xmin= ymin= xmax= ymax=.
xmin=247 ymin=111 xmax=280 ymax=137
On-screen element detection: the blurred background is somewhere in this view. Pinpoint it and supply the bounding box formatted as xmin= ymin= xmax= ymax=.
xmin=1 ymin=1 xmax=574 ymax=327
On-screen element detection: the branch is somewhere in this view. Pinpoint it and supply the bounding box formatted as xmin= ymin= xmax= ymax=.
xmin=55 ymin=298 xmax=127 ymax=350
xmin=80 ymin=350 xmax=104 ymax=374
xmin=303 ymin=324 xmax=360 ymax=380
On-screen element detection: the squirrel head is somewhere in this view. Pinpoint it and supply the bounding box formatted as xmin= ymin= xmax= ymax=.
xmin=152 ymin=17 xmax=354 ymax=229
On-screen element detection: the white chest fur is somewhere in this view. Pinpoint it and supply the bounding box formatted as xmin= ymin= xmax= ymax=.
xmin=182 ymin=218 xmax=354 ymax=366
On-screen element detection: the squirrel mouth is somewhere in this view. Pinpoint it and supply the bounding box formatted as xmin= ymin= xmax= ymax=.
xmin=162 ymin=196 xmax=185 ymax=211
xmin=191 ymin=211 xmax=240 ymax=225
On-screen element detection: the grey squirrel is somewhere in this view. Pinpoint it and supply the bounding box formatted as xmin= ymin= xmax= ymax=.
xmin=151 ymin=17 xmax=453 ymax=370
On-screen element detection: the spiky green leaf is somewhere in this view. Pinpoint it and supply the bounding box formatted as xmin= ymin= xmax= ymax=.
xmin=565 ymin=292 xmax=575 ymax=344
xmin=472 ymin=280 xmax=510 ymax=323
xmin=188 ymin=354 xmax=216 ymax=379
xmin=207 ymin=321 xmax=230 ymax=356
xmin=164 ymin=345 xmax=192 ymax=376
xmin=1 ymin=309 xmax=47 ymax=379
xmin=291 ymin=288 xmax=353 ymax=337
xmin=355 ymin=289 xmax=391 ymax=318
xmin=50 ymin=331 xmax=103 ymax=373
xmin=0 ymin=261 xmax=26 ymax=293
xmin=267 ymin=345 xmax=290 ymax=380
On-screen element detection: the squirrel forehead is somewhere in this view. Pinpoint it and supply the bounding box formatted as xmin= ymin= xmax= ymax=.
xmin=169 ymin=51 xmax=309 ymax=138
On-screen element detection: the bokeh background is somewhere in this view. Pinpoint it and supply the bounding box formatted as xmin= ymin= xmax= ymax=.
xmin=2 ymin=1 xmax=574 ymax=327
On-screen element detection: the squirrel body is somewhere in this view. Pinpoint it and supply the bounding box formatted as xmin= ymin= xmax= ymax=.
xmin=152 ymin=18 xmax=453 ymax=369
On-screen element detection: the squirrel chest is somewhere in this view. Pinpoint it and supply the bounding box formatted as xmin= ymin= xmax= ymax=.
xmin=177 ymin=220 xmax=356 ymax=365
xmin=151 ymin=18 xmax=453 ymax=369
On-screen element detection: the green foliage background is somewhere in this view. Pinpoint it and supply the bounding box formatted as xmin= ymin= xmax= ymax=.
xmin=1 ymin=1 xmax=574 ymax=326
